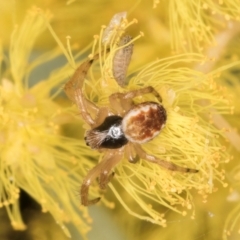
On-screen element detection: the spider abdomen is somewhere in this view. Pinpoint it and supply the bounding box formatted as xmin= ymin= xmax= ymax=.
xmin=122 ymin=102 xmax=167 ymax=143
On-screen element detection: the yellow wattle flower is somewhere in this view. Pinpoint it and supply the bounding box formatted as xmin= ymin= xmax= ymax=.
xmin=54 ymin=14 xmax=234 ymax=226
xmin=0 ymin=7 xmax=94 ymax=238
xmin=1 ymin=4 xmax=239 ymax=239
xmin=165 ymin=0 xmax=240 ymax=53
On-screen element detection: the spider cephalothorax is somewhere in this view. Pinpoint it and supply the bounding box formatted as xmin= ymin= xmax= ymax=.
xmin=64 ymin=53 xmax=198 ymax=206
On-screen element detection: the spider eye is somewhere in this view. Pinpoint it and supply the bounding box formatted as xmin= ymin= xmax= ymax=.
xmin=85 ymin=116 xmax=128 ymax=149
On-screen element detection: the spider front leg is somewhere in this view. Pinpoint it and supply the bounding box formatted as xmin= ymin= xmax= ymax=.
xmin=122 ymin=86 xmax=162 ymax=102
xmin=64 ymin=55 xmax=102 ymax=127
xmin=109 ymin=86 xmax=162 ymax=115
xmin=134 ymin=144 xmax=198 ymax=173
xmin=81 ymin=150 xmax=123 ymax=206
xmin=110 ymin=86 xmax=162 ymax=103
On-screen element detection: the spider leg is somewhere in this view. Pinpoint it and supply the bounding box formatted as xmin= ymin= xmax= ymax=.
xmin=134 ymin=144 xmax=198 ymax=173
xmin=98 ymin=151 xmax=123 ymax=189
xmin=64 ymin=56 xmax=98 ymax=101
xmin=125 ymin=143 xmax=139 ymax=164
xmin=92 ymin=107 xmax=109 ymax=128
xmin=81 ymin=150 xmax=123 ymax=206
xmin=81 ymin=162 xmax=105 ymax=206
xmin=74 ymin=87 xmax=96 ymax=125
xmin=99 ymin=172 xmax=115 ymax=190
xmin=64 ymin=54 xmax=102 ymax=126
xmin=109 ymin=92 xmax=132 ymax=115
xmin=109 ymin=86 xmax=162 ymax=115
xmin=111 ymin=86 xmax=162 ymax=104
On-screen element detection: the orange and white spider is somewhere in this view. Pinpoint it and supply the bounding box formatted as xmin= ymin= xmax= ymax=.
xmin=64 ymin=53 xmax=198 ymax=206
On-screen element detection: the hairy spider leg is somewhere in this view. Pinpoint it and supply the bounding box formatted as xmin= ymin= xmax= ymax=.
xmin=134 ymin=144 xmax=198 ymax=173
xmin=91 ymin=107 xmax=109 ymax=129
xmin=64 ymin=57 xmax=97 ymax=101
xmin=108 ymin=92 xmax=131 ymax=115
xmin=65 ymin=48 xmax=110 ymax=94
xmin=64 ymin=57 xmax=98 ymax=125
xmin=109 ymin=86 xmax=163 ymax=115
xmin=99 ymin=171 xmax=115 ymax=190
xmin=81 ymin=150 xmax=123 ymax=206
xmin=117 ymin=86 xmax=162 ymax=102
xmin=125 ymin=143 xmax=140 ymax=163
xmin=64 ymin=53 xmax=110 ymax=127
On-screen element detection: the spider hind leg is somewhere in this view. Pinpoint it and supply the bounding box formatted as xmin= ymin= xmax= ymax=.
xmin=134 ymin=144 xmax=198 ymax=173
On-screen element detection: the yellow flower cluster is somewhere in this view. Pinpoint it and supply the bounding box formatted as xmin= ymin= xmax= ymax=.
xmin=0 ymin=7 xmax=96 ymax=238
xmin=1 ymin=1 xmax=240 ymax=239
xmin=166 ymin=0 xmax=240 ymax=53
xmin=53 ymin=13 xmax=235 ymax=229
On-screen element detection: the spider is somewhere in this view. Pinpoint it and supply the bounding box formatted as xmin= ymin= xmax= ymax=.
xmin=64 ymin=53 xmax=198 ymax=206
